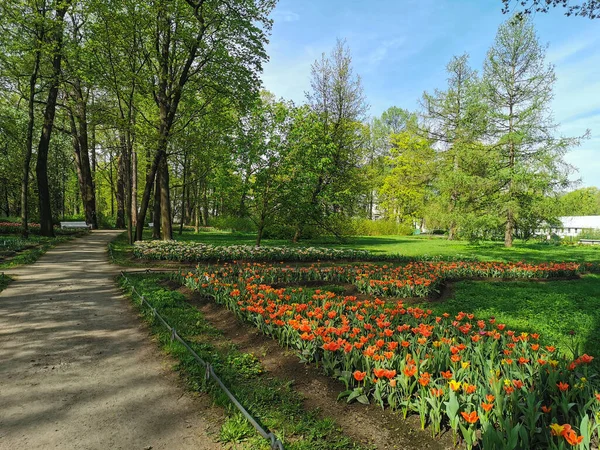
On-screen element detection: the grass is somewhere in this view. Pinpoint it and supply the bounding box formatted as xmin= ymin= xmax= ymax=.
xmin=0 ymin=273 xmax=11 ymax=292
xmin=0 ymin=234 xmax=84 ymax=269
xmin=416 ymin=274 xmax=600 ymax=370
xmin=119 ymin=273 xmax=368 ymax=450
xmin=110 ymin=229 xmax=600 ymax=267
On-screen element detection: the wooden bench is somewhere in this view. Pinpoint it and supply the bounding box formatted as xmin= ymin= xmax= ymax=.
xmin=60 ymin=221 xmax=92 ymax=230
xmin=579 ymin=239 xmax=600 ymax=245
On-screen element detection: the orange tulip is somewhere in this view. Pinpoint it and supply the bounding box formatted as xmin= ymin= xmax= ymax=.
xmin=460 ymin=411 xmax=478 ymax=424
xmin=481 ymin=402 xmax=493 ymax=412
xmin=403 ymin=365 xmax=417 ymax=378
xmin=512 ymin=379 xmax=524 ymax=389
xmin=384 ymin=369 xmax=397 ymax=379
xmin=557 ymin=381 xmax=569 ymax=392
xmin=430 ymin=387 xmax=443 ymax=397
xmin=353 ymin=371 xmax=366 ymax=381
xmin=463 ymin=383 xmax=476 ymax=394
xmin=373 ymin=368 xmax=386 ymax=378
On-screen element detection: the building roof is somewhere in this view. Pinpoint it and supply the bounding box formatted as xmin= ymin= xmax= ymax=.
xmin=558 ymin=216 xmax=600 ymax=229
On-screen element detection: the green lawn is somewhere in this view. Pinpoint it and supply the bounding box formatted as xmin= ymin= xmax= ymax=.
xmin=168 ymin=230 xmax=600 ymax=263
xmin=417 ymin=274 xmax=600 ymax=367
xmin=110 ymin=229 xmax=600 ymax=266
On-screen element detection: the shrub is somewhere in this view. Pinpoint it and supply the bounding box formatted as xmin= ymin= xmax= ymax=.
xmin=350 ymin=218 xmax=413 ymax=236
xmin=211 ymin=215 xmax=256 ymax=233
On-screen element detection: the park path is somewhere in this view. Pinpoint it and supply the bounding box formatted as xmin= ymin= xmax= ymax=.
xmin=0 ymin=230 xmax=223 ymax=450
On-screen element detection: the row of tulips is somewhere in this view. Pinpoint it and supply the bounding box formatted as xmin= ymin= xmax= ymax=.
xmin=0 ymin=222 xmax=40 ymax=234
xmin=185 ymin=260 xmax=600 ymax=299
xmin=132 ymin=240 xmax=480 ymax=263
xmin=134 ymin=240 xmax=373 ymax=262
xmin=178 ymin=262 xmax=600 ymax=449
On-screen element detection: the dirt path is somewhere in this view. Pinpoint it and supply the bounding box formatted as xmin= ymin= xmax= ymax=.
xmin=0 ymin=231 xmax=223 ymax=450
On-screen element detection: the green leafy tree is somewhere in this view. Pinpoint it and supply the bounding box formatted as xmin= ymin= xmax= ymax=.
xmin=483 ymin=16 xmax=582 ymax=247
xmin=559 ymin=187 xmax=600 ymax=215
xmin=422 ymin=54 xmax=490 ymax=239
xmin=378 ymin=122 xmax=435 ymax=226
xmin=293 ymin=38 xmax=368 ymax=240
xmin=501 ymin=0 xmax=599 ymax=19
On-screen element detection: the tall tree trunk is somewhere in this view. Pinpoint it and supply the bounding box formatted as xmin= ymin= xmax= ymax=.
xmin=202 ymin=182 xmax=209 ymax=227
xmin=73 ymin=83 xmax=97 ymax=229
xmin=152 ymin=168 xmax=161 ymax=239
xmin=159 ymin=154 xmax=172 ymax=240
xmin=116 ymin=150 xmax=125 ymax=229
xmin=505 ymin=99 xmax=515 ymax=248
xmin=22 ymin=48 xmax=41 ymax=238
xmin=131 ymin=148 xmax=137 ymax=227
xmin=36 ymin=3 xmax=69 ymax=237
xmin=135 ymin=149 xmax=161 ymax=241
xmin=178 ymin=151 xmax=187 ymax=235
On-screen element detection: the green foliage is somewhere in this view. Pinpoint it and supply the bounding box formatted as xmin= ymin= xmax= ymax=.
xmin=378 ymin=125 xmax=435 ymax=223
xmin=0 ymin=273 xmax=11 ymax=292
xmin=0 ymin=234 xmax=79 ymax=269
xmin=211 ymin=215 xmax=256 ymax=233
xmin=559 ymin=187 xmax=600 ymax=216
xmin=349 ymin=218 xmax=413 ymax=236
xmin=483 ymin=16 xmax=581 ymax=246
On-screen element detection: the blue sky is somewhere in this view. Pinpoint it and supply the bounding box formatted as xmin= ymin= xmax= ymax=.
xmin=261 ymin=0 xmax=600 ymax=189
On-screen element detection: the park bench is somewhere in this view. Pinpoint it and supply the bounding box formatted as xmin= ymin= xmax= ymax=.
xmin=579 ymin=239 xmax=600 ymax=245
xmin=60 ymin=221 xmax=92 ymax=230
xmin=148 ymin=222 xmax=154 ymax=228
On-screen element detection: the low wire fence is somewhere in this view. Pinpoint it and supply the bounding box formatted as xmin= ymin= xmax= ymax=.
xmin=120 ymin=270 xmax=285 ymax=450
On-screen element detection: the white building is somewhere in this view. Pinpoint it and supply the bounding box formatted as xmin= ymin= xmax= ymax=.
xmin=546 ymin=216 xmax=600 ymax=238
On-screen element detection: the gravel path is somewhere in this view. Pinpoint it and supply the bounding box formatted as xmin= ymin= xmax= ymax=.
xmin=0 ymin=230 xmax=223 ymax=450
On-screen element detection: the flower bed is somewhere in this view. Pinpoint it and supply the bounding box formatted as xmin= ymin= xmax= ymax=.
xmin=179 ymin=262 xmax=600 ymax=449
xmin=0 ymin=222 xmax=40 ymax=234
xmin=0 ymin=237 xmax=27 ymax=252
xmin=134 ymin=240 xmax=374 ymax=262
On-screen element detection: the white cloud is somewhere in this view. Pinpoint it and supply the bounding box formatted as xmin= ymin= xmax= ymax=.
xmin=366 ymin=38 xmax=407 ymax=65
xmin=272 ymin=10 xmax=300 ymax=22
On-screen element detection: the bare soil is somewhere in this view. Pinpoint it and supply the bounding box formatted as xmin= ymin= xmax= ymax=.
xmin=171 ymin=282 xmax=455 ymax=450
xmin=0 ymin=231 xmax=225 ymax=450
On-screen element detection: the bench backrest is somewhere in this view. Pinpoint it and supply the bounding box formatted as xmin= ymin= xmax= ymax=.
xmin=60 ymin=221 xmax=89 ymax=227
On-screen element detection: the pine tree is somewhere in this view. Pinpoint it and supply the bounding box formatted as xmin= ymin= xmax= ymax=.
xmin=483 ymin=16 xmax=580 ymax=247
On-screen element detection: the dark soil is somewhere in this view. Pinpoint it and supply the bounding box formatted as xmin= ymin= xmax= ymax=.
xmin=164 ymin=280 xmax=454 ymax=450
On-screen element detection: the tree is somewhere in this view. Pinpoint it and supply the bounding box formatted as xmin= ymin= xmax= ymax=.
xmin=36 ymin=0 xmax=72 ymax=237
xmin=559 ymin=187 xmax=600 ymax=215
xmin=0 ymin=1 xmax=52 ymax=237
xmin=236 ymin=93 xmax=294 ymax=245
xmin=422 ymin=54 xmax=490 ymax=239
xmin=292 ymin=38 xmax=368 ymax=240
xmin=133 ymin=0 xmax=274 ymax=241
xmin=501 ymin=0 xmax=599 ymax=19
xmin=483 ymin=16 xmax=581 ymax=247
xmin=378 ymin=121 xmax=435 ymax=225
